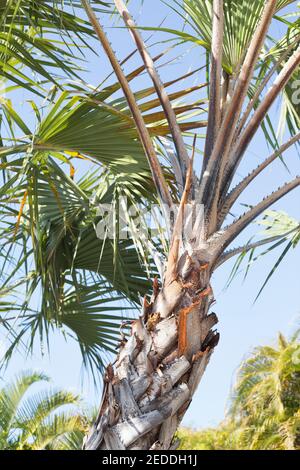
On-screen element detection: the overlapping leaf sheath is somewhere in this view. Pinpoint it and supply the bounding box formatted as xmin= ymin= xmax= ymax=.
xmin=84 ymin=246 xmax=219 ymax=450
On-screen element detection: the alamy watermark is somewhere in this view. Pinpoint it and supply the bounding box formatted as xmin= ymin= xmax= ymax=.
xmin=94 ymin=197 xmax=205 ymax=248
xmin=291 ymin=79 xmax=300 ymax=105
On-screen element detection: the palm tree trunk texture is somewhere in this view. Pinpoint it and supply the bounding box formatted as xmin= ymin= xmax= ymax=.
xmin=83 ymin=248 xmax=219 ymax=450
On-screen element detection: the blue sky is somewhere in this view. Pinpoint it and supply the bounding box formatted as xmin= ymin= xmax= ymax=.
xmin=1 ymin=0 xmax=300 ymax=430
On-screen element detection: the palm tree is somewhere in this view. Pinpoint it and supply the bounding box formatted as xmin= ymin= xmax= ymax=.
xmin=229 ymin=328 xmax=300 ymax=450
xmin=80 ymin=0 xmax=300 ymax=450
xmin=0 ymin=0 xmax=300 ymax=450
xmin=179 ymin=326 xmax=300 ymax=450
xmin=0 ymin=370 xmax=87 ymax=450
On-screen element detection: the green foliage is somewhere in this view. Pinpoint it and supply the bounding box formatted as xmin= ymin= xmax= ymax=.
xmin=0 ymin=370 xmax=87 ymax=450
xmin=0 ymin=1 xmax=111 ymax=95
xmin=178 ymin=424 xmax=240 ymax=450
xmin=228 ymin=211 xmax=300 ymax=299
xmin=167 ymin=0 xmax=296 ymax=74
xmin=179 ymin=327 xmax=300 ymax=450
xmin=0 ymin=155 xmax=152 ymax=375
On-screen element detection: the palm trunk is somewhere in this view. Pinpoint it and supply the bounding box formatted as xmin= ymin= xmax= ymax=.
xmin=83 ymin=248 xmax=219 ymax=450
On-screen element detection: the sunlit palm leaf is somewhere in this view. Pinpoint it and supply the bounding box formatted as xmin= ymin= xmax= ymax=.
xmin=0 ymin=1 xmax=111 ymax=95
xmin=0 ymin=370 xmax=84 ymax=450
xmin=163 ymin=0 xmax=295 ymax=72
xmin=0 ymin=154 xmax=155 ymax=374
xmin=227 ymin=210 xmax=300 ymax=298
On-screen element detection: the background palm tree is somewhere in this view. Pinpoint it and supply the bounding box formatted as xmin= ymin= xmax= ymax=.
xmin=0 ymin=0 xmax=300 ymax=450
xmin=0 ymin=370 xmax=87 ymax=450
xmin=179 ymin=325 xmax=300 ymax=450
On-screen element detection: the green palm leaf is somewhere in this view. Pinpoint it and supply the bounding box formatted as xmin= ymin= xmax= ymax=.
xmin=0 ymin=1 xmax=110 ymax=95
xmin=0 ymin=370 xmax=84 ymax=450
xmin=0 ymin=154 xmax=154 ymax=374
xmin=0 ymin=370 xmax=49 ymax=444
xmin=227 ymin=210 xmax=300 ymax=299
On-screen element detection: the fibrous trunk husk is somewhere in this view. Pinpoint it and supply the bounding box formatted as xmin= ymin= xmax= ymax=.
xmin=83 ymin=248 xmax=219 ymax=450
